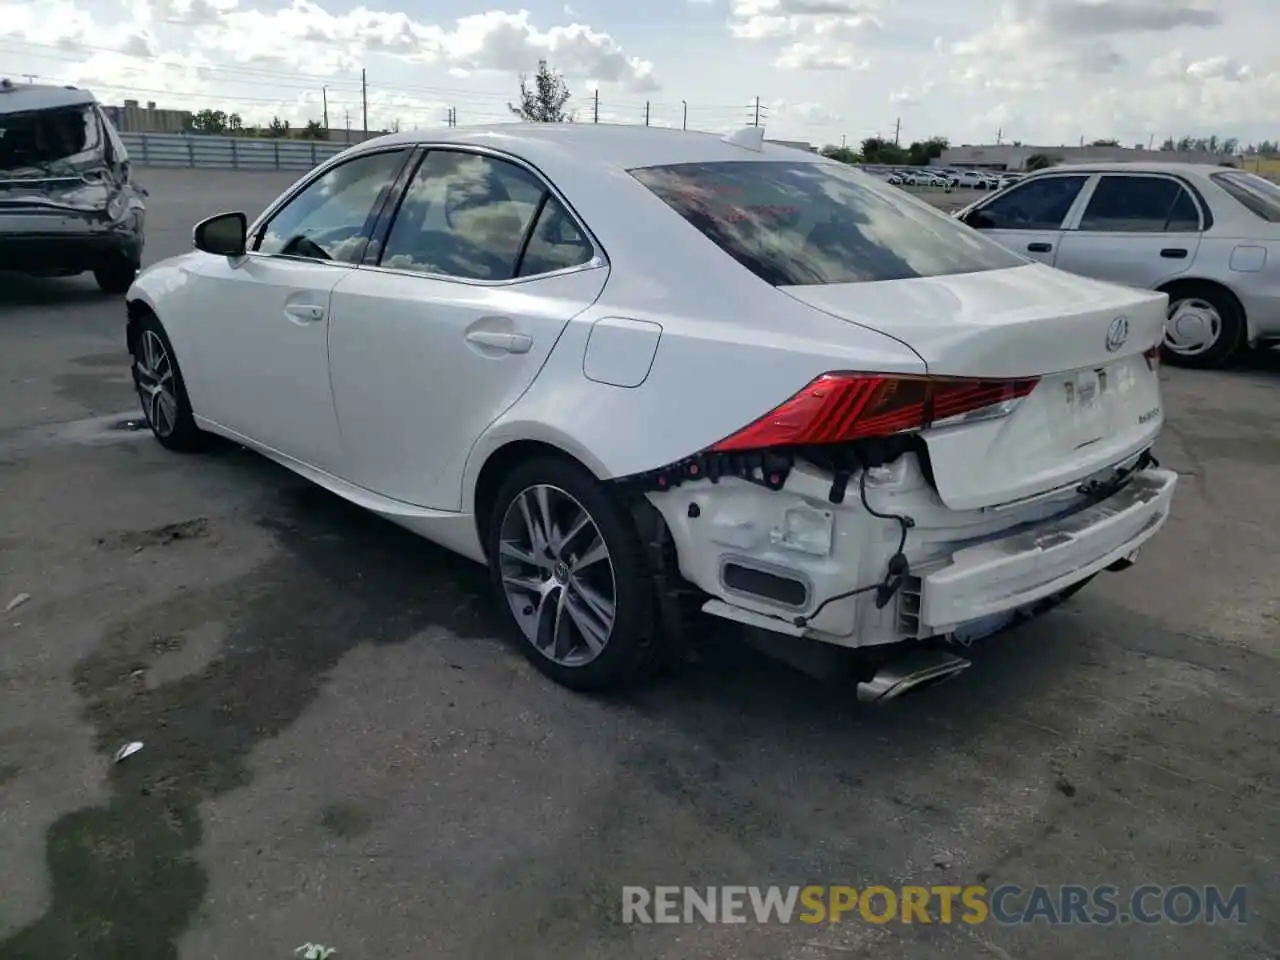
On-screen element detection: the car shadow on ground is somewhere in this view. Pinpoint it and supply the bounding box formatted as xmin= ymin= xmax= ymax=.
xmin=0 ymin=272 xmax=112 ymax=308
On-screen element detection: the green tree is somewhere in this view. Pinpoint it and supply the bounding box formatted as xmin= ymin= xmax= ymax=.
xmin=265 ymin=116 xmax=291 ymax=138
xmin=187 ymin=109 xmax=228 ymax=134
xmin=1090 ymin=138 xmax=1120 ymax=147
xmin=509 ymin=60 xmax=572 ymax=122
xmin=300 ymin=119 xmax=328 ymax=140
xmin=821 ymin=144 xmax=860 ymax=164
xmin=860 ymin=136 xmax=908 ymax=165
xmin=906 ymin=136 xmax=948 ymax=166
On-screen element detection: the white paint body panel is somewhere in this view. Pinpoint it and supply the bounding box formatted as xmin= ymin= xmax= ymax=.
xmin=128 ymin=124 xmax=1179 ymax=651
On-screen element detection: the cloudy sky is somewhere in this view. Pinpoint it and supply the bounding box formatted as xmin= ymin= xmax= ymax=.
xmin=1 ymin=0 xmax=1277 ymax=149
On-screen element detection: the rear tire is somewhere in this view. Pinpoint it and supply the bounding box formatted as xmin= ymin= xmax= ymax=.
xmin=95 ymin=256 xmax=140 ymax=294
xmin=1161 ymin=281 xmax=1245 ymax=369
xmin=486 ymin=456 xmax=664 ymax=692
xmin=129 ymin=310 xmax=210 ymax=453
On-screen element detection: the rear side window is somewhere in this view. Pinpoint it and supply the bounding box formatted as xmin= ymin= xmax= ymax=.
xmin=629 ymin=160 xmax=1025 ymax=287
xmin=1210 ymin=170 xmax=1280 ymax=223
xmin=1077 ymin=175 xmax=1202 ymax=232
xmin=968 ymin=176 xmax=1088 ymax=231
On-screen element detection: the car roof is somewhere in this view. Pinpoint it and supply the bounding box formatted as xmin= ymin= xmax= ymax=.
xmin=0 ymin=80 xmax=97 ymax=115
xmin=1025 ymin=161 xmax=1233 ymax=177
xmin=352 ymin=122 xmax=828 ymax=172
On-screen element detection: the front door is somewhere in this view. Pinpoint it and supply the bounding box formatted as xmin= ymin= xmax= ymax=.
xmin=327 ymin=147 xmax=607 ymax=510
xmin=1052 ymin=173 xmax=1203 ymax=287
xmin=963 ymin=173 xmax=1093 ymax=266
xmin=185 ymin=147 xmax=412 ymax=472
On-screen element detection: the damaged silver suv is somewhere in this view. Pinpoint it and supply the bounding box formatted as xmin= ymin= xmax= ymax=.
xmin=0 ymin=79 xmax=146 ymax=293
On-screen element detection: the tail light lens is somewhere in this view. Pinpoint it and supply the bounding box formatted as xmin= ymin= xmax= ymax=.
xmin=1143 ymin=342 xmax=1161 ymax=371
xmin=708 ymin=373 xmax=1040 ymax=453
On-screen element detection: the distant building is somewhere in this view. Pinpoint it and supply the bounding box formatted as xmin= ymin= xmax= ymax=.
xmin=937 ymin=143 xmax=1233 ymax=171
xmin=102 ymin=99 xmax=191 ymax=134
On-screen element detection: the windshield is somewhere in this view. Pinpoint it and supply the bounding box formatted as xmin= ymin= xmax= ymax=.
xmin=1210 ymin=170 xmax=1280 ymax=223
xmin=630 ymin=160 xmax=1026 ymax=286
xmin=0 ymin=105 xmax=103 ymax=171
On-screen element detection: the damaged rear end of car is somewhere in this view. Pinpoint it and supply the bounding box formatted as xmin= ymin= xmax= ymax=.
xmin=0 ymin=79 xmax=145 ymax=291
xmin=609 ymin=155 xmax=1178 ymax=695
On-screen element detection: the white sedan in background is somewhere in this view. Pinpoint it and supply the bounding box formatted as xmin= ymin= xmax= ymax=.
xmin=955 ymin=161 xmax=1280 ymax=367
xmin=124 ymin=124 xmax=1177 ymax=700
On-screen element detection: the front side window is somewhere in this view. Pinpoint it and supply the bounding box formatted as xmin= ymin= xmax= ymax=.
xmin=1077 ymin=175 xmax=1201 ymax=232
xmin=630 ymin=159 xmax=1025 ymax=286
xmin=255 ymin=149 xmax=408 ymax=263
xmin=380 ymin=150 xmax=552 ymax=281
xmin=1210 ymin=170 xmax=1280 ymax=223
xmin=968 ymin=176 xmax=1089 ymax=231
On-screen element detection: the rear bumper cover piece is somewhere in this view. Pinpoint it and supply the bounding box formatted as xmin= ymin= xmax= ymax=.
xmin=918 ymin=467 xmax=1177 ymax=633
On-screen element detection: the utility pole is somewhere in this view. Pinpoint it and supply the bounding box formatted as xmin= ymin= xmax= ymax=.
xmin=841 ymin=133 xmax=846 ymax=148
xmin=996 ymin=126 xmax=1002 ymax=145
xmin=344 ymin=110 xmax=351 ymax=143
xmin=593 ymin=88 xmax=599 ymax=123
xmin=322 ymin=86 xmax=328 ymax=130
xmin=361 ymin=68 xmax=368 ymax=138
xmin=644 ymin=101 xmax=650 ymax=126
xmin=754 ymin=96 xmax=761 ymax=127
xmin=893 ymin=116 xmax=901 ymax=145
xmin=681 ymin=99 xmax=687 ymax=130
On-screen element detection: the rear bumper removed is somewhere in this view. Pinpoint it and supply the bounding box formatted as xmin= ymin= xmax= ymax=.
xmin=651 ymin=456 xmax=1176 ymax=649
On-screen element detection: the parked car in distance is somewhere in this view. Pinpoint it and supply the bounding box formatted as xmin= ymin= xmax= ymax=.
xmin=124 ymin=123 xmax=1177 ymax=699
xmin=954 ymin=162 xmax=1280 ymax=367
xmin=0 ymin=79 xmax=146 ymax=292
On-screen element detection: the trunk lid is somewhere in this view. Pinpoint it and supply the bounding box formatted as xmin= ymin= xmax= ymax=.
xmin=781 ymin=264 xmax=1167 ymax=510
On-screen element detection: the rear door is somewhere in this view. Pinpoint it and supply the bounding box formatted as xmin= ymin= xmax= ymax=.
xmin=1052 ymin=172 xmax=1203 ymax=287
xmin=961 ymin=173 xmax=1092 ymax=265
xmin=326 ymin=147 xmax=607 ymax=510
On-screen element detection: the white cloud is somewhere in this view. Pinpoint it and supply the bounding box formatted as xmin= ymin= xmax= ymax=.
xmin=3 ymin=0 xmax=1280 ymax=151
xmin=729 ymin=0 xmax=879 ymax=70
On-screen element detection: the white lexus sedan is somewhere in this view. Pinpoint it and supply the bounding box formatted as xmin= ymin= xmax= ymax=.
xmin=124 ymin=123 xmax=1178 ymax=699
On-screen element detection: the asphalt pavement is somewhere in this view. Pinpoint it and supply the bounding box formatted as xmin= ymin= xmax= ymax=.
xmin=1 ymin=169 xmax=1278 ymax=960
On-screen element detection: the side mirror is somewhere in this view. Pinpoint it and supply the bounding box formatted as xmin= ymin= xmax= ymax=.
xmin=193 ymin=212 xmax=248 ymax=257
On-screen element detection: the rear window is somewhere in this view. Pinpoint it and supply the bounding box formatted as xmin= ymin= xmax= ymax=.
xmin=1210 ymin=171 xmax=1280 ymax=223
xmin=629 ymin=160 xmax=1027 ymax=286
xmin=0 ymin=105 xmax=103 ymax=170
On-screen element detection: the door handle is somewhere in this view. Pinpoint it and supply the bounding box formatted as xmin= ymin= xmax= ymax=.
xmin=465 ymin=330 xmax=533 ymax=354
xmin=1160 ymin=248 xmax=1188 ymax=259
xmin=284 ymin=303 xmax=325 ymax=323
xmin=1027 ymin=242 xmax=1052 ymax=253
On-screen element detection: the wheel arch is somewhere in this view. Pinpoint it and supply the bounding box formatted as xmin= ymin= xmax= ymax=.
xmin=470 ymin=438 xmax=604 ymax=561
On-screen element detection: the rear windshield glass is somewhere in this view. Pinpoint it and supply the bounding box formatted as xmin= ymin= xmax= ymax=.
xmin=629 ymin=160 xmax=1026 ymax=286
xmin=1210 ymin=170 xmax=1280 ymax=223
xmin=0 ymin=105 xmax=103 ymax=171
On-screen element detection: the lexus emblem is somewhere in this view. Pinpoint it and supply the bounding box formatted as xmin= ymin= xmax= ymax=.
xmin=1105 ymin=316 xmax=1129 ymax=352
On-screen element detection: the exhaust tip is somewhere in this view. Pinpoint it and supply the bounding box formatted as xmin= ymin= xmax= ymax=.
xmin=856 ymin=649 xmax=971 ymax=704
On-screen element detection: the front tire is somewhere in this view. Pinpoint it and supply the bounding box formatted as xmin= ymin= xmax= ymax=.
xmin=129 ymin=310 xmax=210 ymax=453
xmin=95 ymin=257 xmax=140 ymax=294
xmin=1162 ymin=282 xmax=1245 ymax=369
xmin=486 ymin=456 xmax=663 ymax=692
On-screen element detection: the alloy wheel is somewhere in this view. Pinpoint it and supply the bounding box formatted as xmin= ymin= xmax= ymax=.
xmin=1165 ymin=297 xmax=1222 ymax=358
xmin=497 ymin=483 xmax=617 ymax=668
xmin=134 ymin=329 xmax=179 ymax=438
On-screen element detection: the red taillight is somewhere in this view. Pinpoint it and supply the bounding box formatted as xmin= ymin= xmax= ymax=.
xmin=708 ymin=373 xmax=1040 ymax=453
